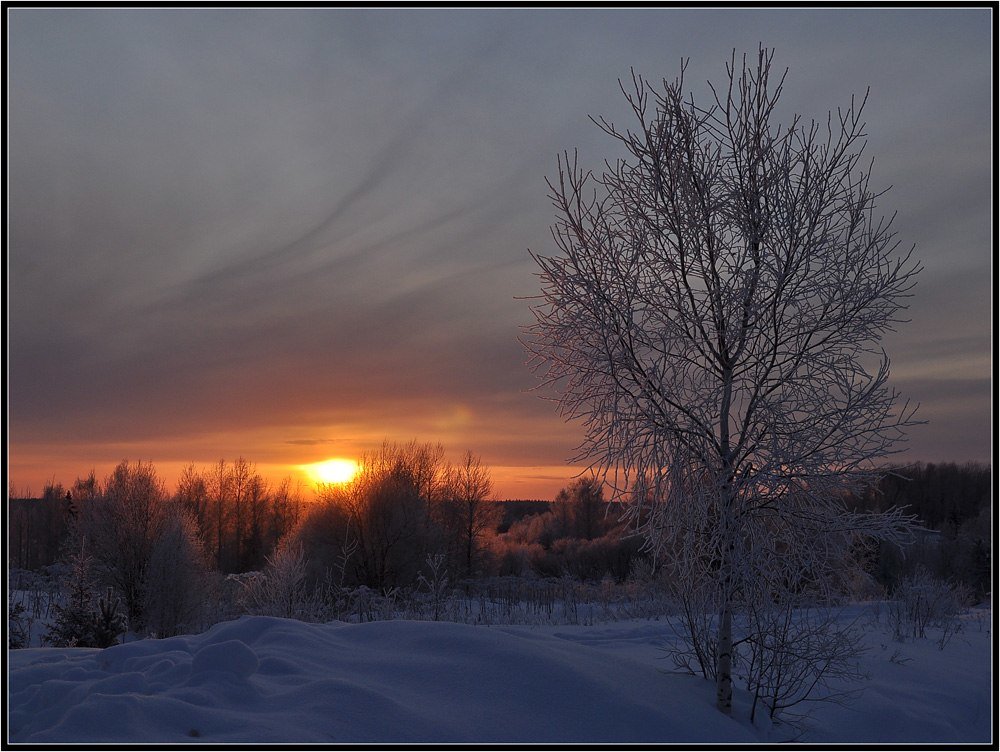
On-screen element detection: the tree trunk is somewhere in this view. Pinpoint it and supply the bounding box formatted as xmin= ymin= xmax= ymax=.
xmin=716 ymin=599 xmax=734 ymax=713
xmin=715 ymin=366 xmax=736 ymax=714
xmin=715 ymin=482 xmax=736 ymax=714
xmin=466 ymin=504 xmax=475 ymax=577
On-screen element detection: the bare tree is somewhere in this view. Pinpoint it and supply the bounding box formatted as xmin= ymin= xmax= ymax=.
xmin=339 ymin=441 xmax=443 ymax=588
xmin=441 ymin=451 xmax=498 ymax=577
xmin=268 ymin=477 xmax=304 ymax=550
xmin=403 ymin=441 xmax=448 ymax=504
xmin=175 ymin=463 xmax=210 ymax=548
xmin=243 ymin=473 xmax=271 ymax=571
xmin=206 ymin=459 xmax=231 ymax=570
xmin=229 ymin=456 xmax=254 ymax=570
xmin=525 ymin=48 xmax=920 ymax=715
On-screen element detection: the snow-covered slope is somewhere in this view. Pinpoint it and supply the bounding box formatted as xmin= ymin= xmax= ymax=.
xmin=7 ymin=608 xmax=993 ymax=744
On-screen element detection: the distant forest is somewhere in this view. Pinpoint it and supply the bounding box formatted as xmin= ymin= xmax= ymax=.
xmin=9 ymin=460 xmax=990 ymax=600
xmin=845 ymin=462 xmax=992 ymax=597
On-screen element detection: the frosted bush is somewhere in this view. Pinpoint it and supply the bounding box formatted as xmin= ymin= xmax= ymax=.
xmin=888 ymin=568 xmax=970 ymax=645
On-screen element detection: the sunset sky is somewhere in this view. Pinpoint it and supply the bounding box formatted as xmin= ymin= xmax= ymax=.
xmin=7 ymin=8 xmax=992 ymax=500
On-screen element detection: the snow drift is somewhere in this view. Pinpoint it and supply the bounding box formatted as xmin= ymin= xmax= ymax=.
xmin=7 ymin=608 xmax=992 ymax=744
xmin=9 ymin=616 xmax=754 ymax=744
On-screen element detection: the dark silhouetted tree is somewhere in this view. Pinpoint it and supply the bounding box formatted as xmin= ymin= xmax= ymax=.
xmin=440 ymin=451 xmax=498 ymax=577
xmin=555 ymin=476 xmax=607 ymax=541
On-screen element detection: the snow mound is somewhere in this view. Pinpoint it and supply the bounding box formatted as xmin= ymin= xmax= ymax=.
xmin=8 ymin=616 xmax=753 ymax=744
xmin=7 ymin=608 xmax=992 ymax=744
xmin=191 ymin=639 xmax=258 ymax=678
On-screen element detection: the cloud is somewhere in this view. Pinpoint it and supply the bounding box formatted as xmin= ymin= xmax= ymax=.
xmin=7 ymin=9 xmax=992 ymax=495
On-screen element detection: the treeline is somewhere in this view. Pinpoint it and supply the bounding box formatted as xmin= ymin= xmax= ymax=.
xmin=8 ymin=457 xmax=313 ymax=640
xmin=173 ymin=459 xmax=303 ymax=573
xmin=9 ymin=455 xmax=990 ymax=644
xmin=8 ymin=442 xmax=644 ymax=642
xmin=847 ymin=462 xmax=992 ymax=598
xmin=289 ymin=444 xmax=640 ymax=589
xmin=847 ymin=462 xmax=991 ymax=528
xmin=294 ymin=441 xmax=500 ymax=589
xmin=9 ymin=483 xmax=73 ymax=570
xmin=491 ymin=482 xmax=638 ymax=580
xmin=34 ymin=460 xmax=215 ymax=640
xmin=9 ymin=461 xmax=305 ymax=575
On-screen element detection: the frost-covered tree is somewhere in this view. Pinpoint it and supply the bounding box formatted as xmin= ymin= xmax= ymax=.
xmin=175 ymin=463 xmax=211 ymax=547
xmin=75 ymin=460 xmax=210 ymax=635
xmin=77 ymin=461 xmax=169 ymax=629
xmin=143 ymin=506 xmax=212 ymax=637
xmin=525 ymin=48 xmax=921 ymax=715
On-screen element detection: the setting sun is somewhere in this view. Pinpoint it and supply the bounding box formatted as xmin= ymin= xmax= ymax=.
xmin=305 ymin=458 xmax=359 ymax=485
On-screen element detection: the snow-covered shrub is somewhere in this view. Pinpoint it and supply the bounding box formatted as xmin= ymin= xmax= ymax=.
xmin=237 ymin=539 xmax=314 ymax=619
xmin=8 ymin=603 xmax=30 ymax=649
xmin=503 ymin=510 xmax=562 ymax=549
xmin=417 ymin=553 xmax=450 ymax=621
xmin=550 ymin=534 xmax=642 ymax=581
xmin=888 ymin=568 xmax=970 ymax=643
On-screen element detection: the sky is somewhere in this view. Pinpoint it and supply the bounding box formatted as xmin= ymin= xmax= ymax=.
xmin=6 ymin=8 xmax=993 ymax=500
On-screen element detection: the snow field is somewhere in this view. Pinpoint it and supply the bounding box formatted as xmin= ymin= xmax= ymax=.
xmin=7 ymin=603 xmax=993 ymax=744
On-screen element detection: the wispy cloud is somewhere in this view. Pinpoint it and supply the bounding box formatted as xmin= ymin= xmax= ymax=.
xmin=7 ymin=8 xmax=992 ymax=495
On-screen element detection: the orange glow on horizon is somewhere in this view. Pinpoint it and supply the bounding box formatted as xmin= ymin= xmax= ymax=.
xmin=7 ymin=445 xmax=586 ymax=502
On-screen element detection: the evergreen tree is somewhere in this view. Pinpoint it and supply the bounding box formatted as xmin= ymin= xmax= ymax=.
xmin=92 ymin=588 xmax=128 ymax=648
xmin=46 ymin=543 xmax=99 ymax=647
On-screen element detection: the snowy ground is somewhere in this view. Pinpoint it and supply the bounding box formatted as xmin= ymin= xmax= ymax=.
xmin=7 ymin=603 xmax=993 ymax=744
